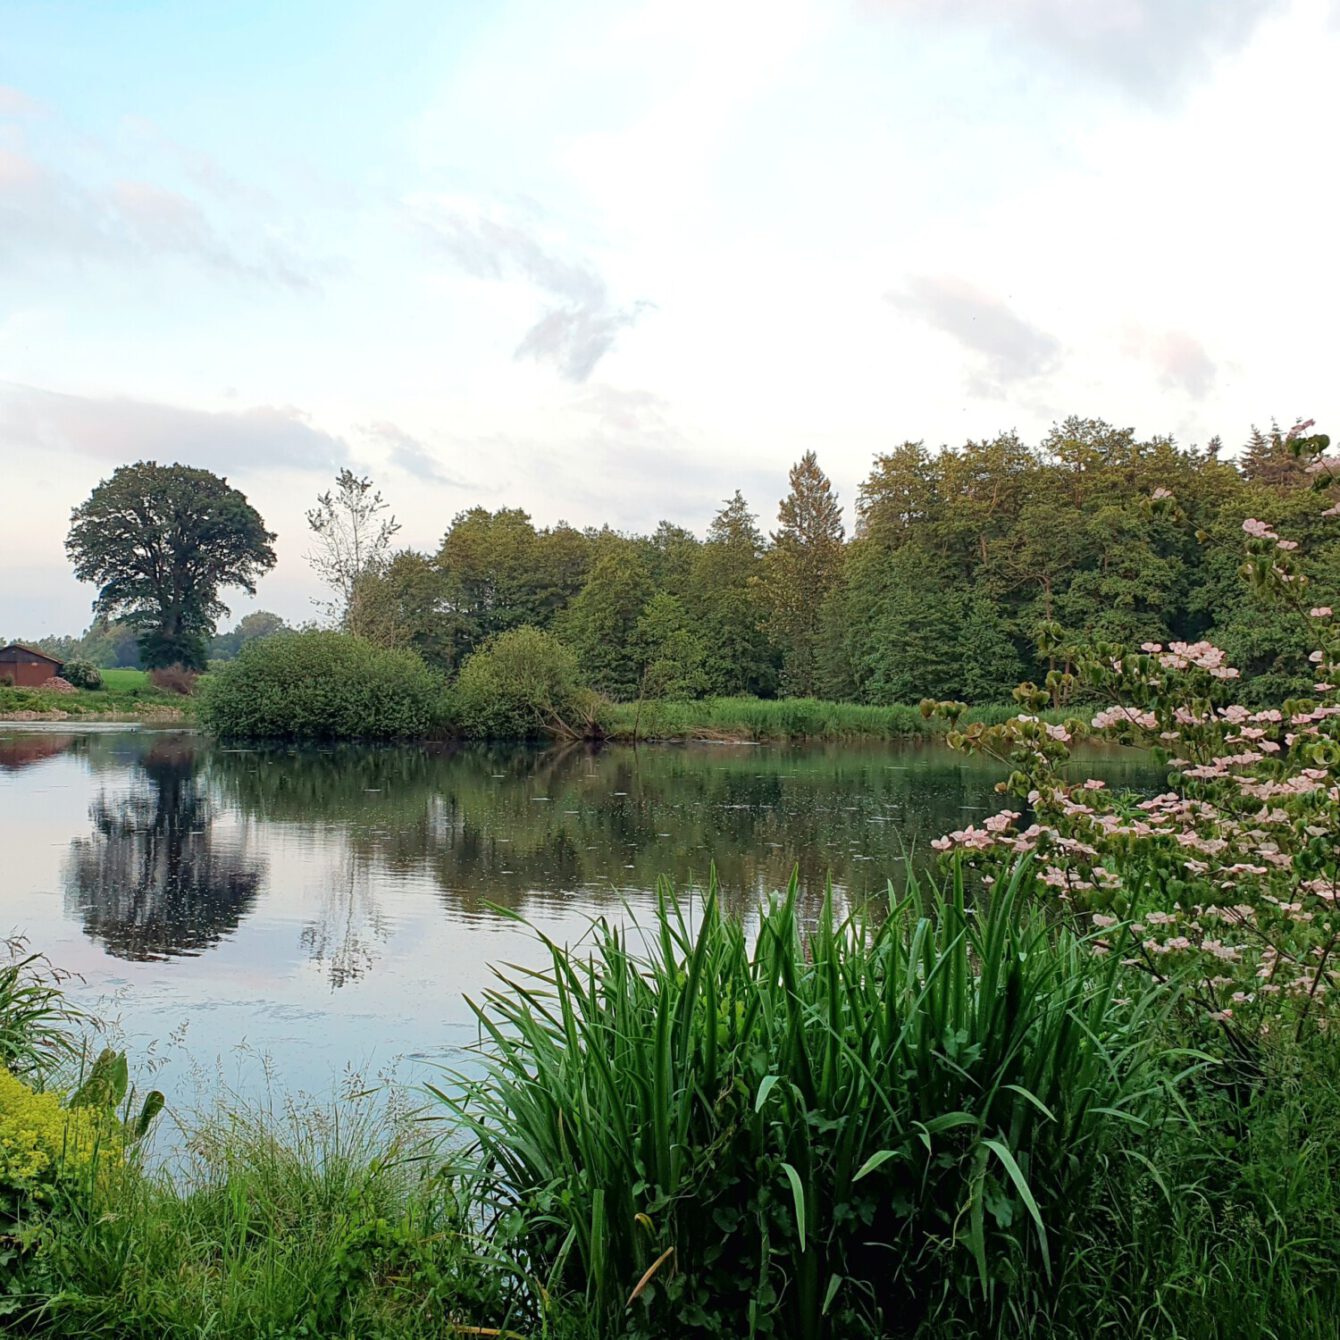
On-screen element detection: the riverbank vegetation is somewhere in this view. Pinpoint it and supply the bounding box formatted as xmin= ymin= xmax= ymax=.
xmin=198 ymin=631 xmax=445 ymax=741
xmin=3 ymin=847 xmax=1339 ymax=1338
xmin=343 ymin=418 xmax=1339 ymax=711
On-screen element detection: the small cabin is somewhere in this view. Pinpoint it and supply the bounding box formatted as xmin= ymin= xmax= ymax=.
xmin=0 ymin=643 xmax=63 ymax=688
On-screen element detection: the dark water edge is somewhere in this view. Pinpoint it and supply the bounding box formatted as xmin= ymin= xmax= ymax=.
xmin=1 ymin=728 xmax=1162 ymax=1112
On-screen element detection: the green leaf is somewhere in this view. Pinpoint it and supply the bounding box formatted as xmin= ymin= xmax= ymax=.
xmin=823 ymin=1273 xmax=843 ymax=1315
xmin=780 ymin=1162 xmax=807 ymax=1254
xmin=983 ymin=1137 xmax=1050 ymax=1278
xmin=133 ymin=1090 xmax=165 ymax=1141
xmin=754 ymin=1074 xmax=781 ymax=1114
xmin=853 ymin=1147 xmax=905 ymax=1182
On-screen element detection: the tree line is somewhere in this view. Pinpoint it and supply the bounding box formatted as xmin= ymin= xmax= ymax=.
xmin=41 ymin=417 xmax=1338 ymax=706
xmin=347 ymin=417 xmax=1337 ymax=706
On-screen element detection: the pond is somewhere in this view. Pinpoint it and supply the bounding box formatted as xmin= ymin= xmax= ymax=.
xmin=0 ymin=728 xmax=1160 ymax=1109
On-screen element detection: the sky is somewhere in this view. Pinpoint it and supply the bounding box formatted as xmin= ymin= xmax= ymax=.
xmin=2 ymin=0 xmax=1338 ymax=636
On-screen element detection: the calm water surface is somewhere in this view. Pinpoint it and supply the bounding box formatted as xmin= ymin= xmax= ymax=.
xmin=1 ymin=728 xmax=1159 ymax=1107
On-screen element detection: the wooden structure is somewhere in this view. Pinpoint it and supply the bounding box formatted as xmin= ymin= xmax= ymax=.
xmin=0 ymin=643 xmax=63 ymax=688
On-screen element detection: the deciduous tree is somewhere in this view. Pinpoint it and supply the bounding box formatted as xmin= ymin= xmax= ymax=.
xmin=306 ymin=470 xmax=401 ymax=625
xmin=66 ymin=462 xmax=276 ymax=670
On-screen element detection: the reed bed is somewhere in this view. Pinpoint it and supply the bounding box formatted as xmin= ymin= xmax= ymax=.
xmin=438 ymin=865 xmax=1178 ymax=1337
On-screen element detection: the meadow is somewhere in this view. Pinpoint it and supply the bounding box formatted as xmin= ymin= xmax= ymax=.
xmin=0 ymin=668 xmax=193 ymax=721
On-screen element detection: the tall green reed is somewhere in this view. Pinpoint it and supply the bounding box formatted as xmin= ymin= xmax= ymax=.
xmin=439 ymin=862 xmax=1180 ymax=1338
xmin=0 ymin=939 xmax=83 ymax=1080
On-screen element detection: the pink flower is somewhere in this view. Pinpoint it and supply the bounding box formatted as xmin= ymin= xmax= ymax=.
xmin=1276 ymin=539 xmax=1299 ymax=551
xmin=1310 ymin=607 xmax=1333 ymax=619
xmin=1243 ymin=518 xmax=1278 ymax=539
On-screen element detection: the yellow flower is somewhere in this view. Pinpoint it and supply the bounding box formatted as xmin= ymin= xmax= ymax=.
xmin=0 ymin=1067 xmax=121 ymax=1201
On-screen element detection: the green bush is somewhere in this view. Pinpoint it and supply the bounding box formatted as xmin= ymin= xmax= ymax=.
xmin=442 ymin=864 xmax=1174 ymax=1338
xmin=450 ymin=626 xmax=597 ymax=740
xmin=198 ymin=631 xmax=444 ymax=741
xmin=58 ymin=659 xmax=103 ymax=691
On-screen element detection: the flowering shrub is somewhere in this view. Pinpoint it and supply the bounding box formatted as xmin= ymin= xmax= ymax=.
xmin=927 ymin=421 xmax=1340 ymax=1041
xmin=0 ymin=1067 xmax=120 ymax=1209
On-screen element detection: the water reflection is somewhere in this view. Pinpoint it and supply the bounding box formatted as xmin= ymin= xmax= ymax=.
xmin=0 ymin=732 xmax=78 ymax=771
xmin=206 ymin=737 xmax=1161 ymax=922
xmin=2 ymin=728 xmax=1169 ymax=1105
xmin=63 ymin=736 xmax=265 ymax=961
xmin=45 ymin=732 xmax=1163 ymax=978
xmin=298 ymin=853 xmax=391 ymax=988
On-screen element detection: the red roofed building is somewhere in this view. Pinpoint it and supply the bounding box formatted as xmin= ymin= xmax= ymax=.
xmin=0 ymin=644 xmax=63 ymax=688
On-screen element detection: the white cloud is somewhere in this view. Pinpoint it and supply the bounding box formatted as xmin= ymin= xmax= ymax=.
xmin=0 ymin=148 xmax=311 ymax=289
xmin=889 ymin=276 xmax=1062 ymax=393
xmin=410 ymin=199 xmax=650 ymax=381
xmin=0 ymin=383 xmax=349 ymax=474
xmin=880 ymin=0 xmax=1278 ymax=99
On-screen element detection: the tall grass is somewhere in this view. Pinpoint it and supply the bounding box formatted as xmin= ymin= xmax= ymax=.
xmin=439 ymin=864 xmax=1178 ymax=1338
xmin=0 ymin=940 xmax=83 ymax=1079
xmin=604 ymin=697 xmax=1067 ymax=742
xmin=28 ymin=1098 xmax=549 ymax=1340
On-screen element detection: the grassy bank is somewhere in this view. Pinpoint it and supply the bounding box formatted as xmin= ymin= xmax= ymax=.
xmin=602 ymin=696 xmax=1061 ymax=742
xmin=0 ymin=669 xmax=193 ymax=723
xmin=3 ymin=865 xmax=1338 ymax=1338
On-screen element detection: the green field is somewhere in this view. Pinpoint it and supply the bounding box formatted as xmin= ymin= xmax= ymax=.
xmin=98 ymin=667 xmax=150 ymax=691
xmin=0 ymin=666 xmax=194 ymax=719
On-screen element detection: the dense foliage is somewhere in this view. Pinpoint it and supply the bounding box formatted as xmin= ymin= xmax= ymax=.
xmin=198 ymin=631 xmax=443 ymax=740
xmin=65 ymin=463 xmax=277 ymax=670
xmin=442 ymin=868 xmax=1172 ymax=1338
xmin=344 ymin=418 xmax=1339 ymax=706
xmin=449 ymin=625 xmax=596 ymax=739
xmin=57 ymin=659 xmax=102 ymax=691
xmin=1 ymin=868 xmax=1339 ymax=1336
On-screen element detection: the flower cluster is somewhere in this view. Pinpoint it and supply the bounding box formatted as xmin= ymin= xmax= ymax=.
xmin=0 ymin=1066 xmax=120 ymax=1204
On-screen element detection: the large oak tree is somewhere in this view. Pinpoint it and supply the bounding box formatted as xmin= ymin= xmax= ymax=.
xmin=66 ymin=462 xmax=277 ymax=670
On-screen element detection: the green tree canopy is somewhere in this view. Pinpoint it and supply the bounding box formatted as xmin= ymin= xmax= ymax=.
xmin=66 ymin=462 xmax=276 ymax=670
xmin=694 ymin=491 xmax=779 ymax=697
xmin=766 ymin=451 xmax=845 ymax=695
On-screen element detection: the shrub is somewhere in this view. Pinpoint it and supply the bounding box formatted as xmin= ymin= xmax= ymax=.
xmin=450 ymin=626 xmax=598 ymax=740
xmin=0 ymin=1068 xmax=120 ymax=1205
xmin=199 ymin=630 xmax=444 ymax=741
xmin=442 ymin=865 xmax=1172 ymax=1338
xmin=60 ymin=659 xmax=103 ymax=691
xmin=148 ymin=664 xmax=199 ymax=696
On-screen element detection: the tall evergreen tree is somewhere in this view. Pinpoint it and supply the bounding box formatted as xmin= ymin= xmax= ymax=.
xmin=766 ymin=452 xmax=846 ymax=696
xmin=1241 ymin=421 xmax=1310 ymax=488
xmin=694 ymin=492 xmax=779 ymax=697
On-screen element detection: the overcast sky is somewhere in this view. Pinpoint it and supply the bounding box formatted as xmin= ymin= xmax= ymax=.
xmin=3 ymin=0 xmax=1337 ymax=635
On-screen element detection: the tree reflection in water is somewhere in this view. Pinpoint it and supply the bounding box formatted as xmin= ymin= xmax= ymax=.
xmin=64 ymin=735 xmax=264 ymax=961
xmin=298 ymin=852 xmax=391 ymax=989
